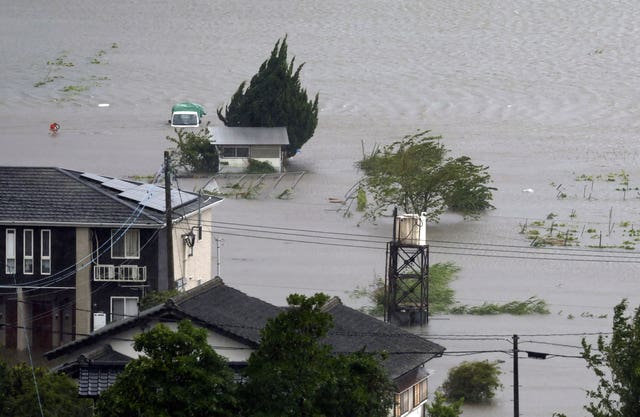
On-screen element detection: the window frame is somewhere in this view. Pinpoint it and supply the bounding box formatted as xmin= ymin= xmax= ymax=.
xmin=413 ymin=378 xmax=428 ymax=406
xmin=394 ymin=387 xmax=414 ymax=417
xmin=41 ymin=229 xmax=51 ymax=275
xmin=221 ymin=146 xmax=250 ymax=158
xmin=23 ymin=229 xmax=34 ymax=275
xmin=5 ymin=229 xmax=16 ymax=274
xmin=111 ymin=229 xmax=141 ymax=259
xmin=110 ymin=296 xmax=139 ymax=322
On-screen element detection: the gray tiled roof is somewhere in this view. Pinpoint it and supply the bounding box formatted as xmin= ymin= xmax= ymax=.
xmin=47 ymin=278 xmax=444 ymax=381
xmin=322 ymin=301 xmax=444 ymax=379
xmin=78 ymin=367 xmax=121 ymax=397
xmin=52 ymin=344 xmax=130 ymax=398
xmin=181 ymin=284 xmax=445 ymax=379
xmin=173 ymin=279 xmax=281 ymax=345
xmin=0 ymin=167 xmax=221 ymax=227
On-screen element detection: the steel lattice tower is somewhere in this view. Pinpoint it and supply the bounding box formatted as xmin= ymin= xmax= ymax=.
xmin=384 ymin=211 xmax=430 ymax=326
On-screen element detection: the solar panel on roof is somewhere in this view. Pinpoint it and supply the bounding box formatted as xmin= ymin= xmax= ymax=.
xmin=119 ymin=184 xmax=197 ymax=212
xmin=81 ymin=172 xmax=111 ymax=183
xmin=102 ymin=179 xmax=138 ymax=192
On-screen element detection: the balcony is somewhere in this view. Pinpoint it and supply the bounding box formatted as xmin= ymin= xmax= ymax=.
xmin=94 ymin=265 xmax=147 ymax=282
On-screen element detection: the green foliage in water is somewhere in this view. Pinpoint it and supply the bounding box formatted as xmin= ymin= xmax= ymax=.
xmin=217 ymin=36 xmax=319 ymax=158
xmin=166 ymin=126 xmax=219 ymax=173
xmin=358 ymin=130 xmax=495 ymax=222
xmin=441 ymin=360 xmax=503 ymax=403
xmin=246 ymin=158 xmax=276 ymax=174
xmin=450 ymin=296 xmax=550 ymax=315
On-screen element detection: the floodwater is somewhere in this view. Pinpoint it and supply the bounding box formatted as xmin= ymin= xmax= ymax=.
xmin=3 ymin=0 xmax=640 ymax=415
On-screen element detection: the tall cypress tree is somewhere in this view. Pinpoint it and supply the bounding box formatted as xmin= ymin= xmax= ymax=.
xmin=217 ymin=36 xmax=319 ymax=158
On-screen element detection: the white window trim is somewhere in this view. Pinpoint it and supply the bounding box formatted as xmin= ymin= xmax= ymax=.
xmin=23 ymin=229 xmax=34 ymax=275
xmin=110 ymin=296 xmax=139 ymax=322
xmin=111 ymin=229 xmax=141 ymax=259
xmin=41 ymin=229 xmax=51 ymax=275
xmin=6 ymin=229 xmax=16 ymax=274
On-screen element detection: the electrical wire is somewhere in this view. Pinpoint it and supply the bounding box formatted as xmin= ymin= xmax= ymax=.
xmin=203 ymin=220 xmax=640 ymax=263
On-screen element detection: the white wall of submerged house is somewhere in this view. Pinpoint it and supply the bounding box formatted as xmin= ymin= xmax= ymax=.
xmin=218 ymin=145 xmax=285 ymax=173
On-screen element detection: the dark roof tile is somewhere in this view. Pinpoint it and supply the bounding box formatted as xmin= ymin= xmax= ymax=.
xmin=0 ymin=167 xmax=221 ymax=227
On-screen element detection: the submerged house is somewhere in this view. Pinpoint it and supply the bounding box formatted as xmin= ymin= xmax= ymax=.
xmin=209 ymin=126 xmax=290 ymax=173
xmin=47 ymin=278 xmax=445 ymax=417
xmin=0 ymin=167 xmax=222 ymax=352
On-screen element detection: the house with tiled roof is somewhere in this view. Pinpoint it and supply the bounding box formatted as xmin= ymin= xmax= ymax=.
xmin=0 ymin=166 xmax=222 ymax=352
xmin=46 ymin=277 xmax=445 ymax=417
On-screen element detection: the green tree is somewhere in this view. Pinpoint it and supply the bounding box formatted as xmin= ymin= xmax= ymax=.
xmin=240 ymin=293 xmax=394 ymax=417
xmin=426 ymin=391 xmax=464 ymax=417
xmin=166 ymin=125 xmax=218 ymax=173
xmin=95 ymin=320 xmax=237 ymax=417
xmin=441 ymin=360 xmax=502 ymax=403
xmin=217 ymin=36 xmax=319 ymax=158
xmin=0 ymin=362 xmax=92 ymax=417
xmin=358 ymin=130 xmax=495 ymax=222
xmin=321 ymin=351 xmax=395 ymax=417
xmin=580 ymin=299 xmax=640 ymax=417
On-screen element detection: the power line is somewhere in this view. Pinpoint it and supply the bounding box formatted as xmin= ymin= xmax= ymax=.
xmin=205 ymin=226 xmax=640 ymax=263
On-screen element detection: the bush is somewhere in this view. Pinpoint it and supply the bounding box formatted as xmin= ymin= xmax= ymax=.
xmin=166 ymin=126 xmax=218 ymax=173
xmin=246 ymin=158 xmax=276 ymax=174
xmin=441 ymin=360 xmax=502 ymax=403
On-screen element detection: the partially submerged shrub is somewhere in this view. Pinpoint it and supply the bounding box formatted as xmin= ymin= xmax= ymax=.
xmin=246 ymin=159 xmax=276 ymax=174
xmin=442 ymin=360 xmax=502 ymax=403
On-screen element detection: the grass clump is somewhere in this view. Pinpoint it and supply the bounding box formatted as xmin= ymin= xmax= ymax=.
xmin=351 ymin=263 xmax=550 ymax=317
xmin=246 ymin=159 xmax=276 ymax=174
xmin=450 ymin=296 xmax=550 ymax=315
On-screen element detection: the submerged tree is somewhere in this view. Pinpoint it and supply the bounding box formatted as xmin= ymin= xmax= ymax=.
xmin=217 ymin=36 xmax=319 ymax=157
xmin=581 ymin=299 xmax=640 ymax=417
xmin=166 ymin=125 xmax=218 ymax=173
xmin=426 ymin=391 xmax=464 ymax=417
xmin=358 ymin=130 xmax=495 ymax=222
xmin=441 ymin=360 xmax=502 ymax=403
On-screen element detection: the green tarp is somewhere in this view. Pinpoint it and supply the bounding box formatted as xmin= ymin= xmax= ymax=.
xmin=171 ymin=102 xmax=206 ymax=117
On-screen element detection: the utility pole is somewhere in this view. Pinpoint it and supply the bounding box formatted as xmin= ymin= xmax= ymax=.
xmin=215 ymin=237 xmax=223 ymax=277
xmin=513 ymin=334 xmax=519 ymax=417
xmin=164 ymin=151 xmax=175 ymax=290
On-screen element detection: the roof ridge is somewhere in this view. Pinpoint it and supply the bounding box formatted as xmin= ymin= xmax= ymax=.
xmin=172 ymin=276 xmax=225 ymax=305
xmin=321 ymin=296 xmax=343 ymax=312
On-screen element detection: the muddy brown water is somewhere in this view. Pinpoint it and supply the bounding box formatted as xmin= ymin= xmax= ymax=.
xmin=3 ymin=0 xmax=640 ymax=415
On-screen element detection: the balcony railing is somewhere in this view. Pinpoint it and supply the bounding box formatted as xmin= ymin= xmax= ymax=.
xmin=94 ymin=265 xmax=147 ymax=282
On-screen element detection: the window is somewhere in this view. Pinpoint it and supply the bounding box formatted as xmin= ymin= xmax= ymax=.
xmin=5 ymin=229 xmax=16 ymax=274
xmin=111 ymin=229 xmax=140 ymax=259
xmin=41 ymin=230 xmax=51 ymax=274
xmin=394 ymin=388 xmax=413 ymax=417
xmin=413 ymin=378 xmax=428 ymax=406
xmin=23 ymin=230 xmax=33 ymax=274
xmin=111 ymin=296 xmax=139 ymax=322
xmin=221 ymin=146 xmax=249 ymax=158
xmin=250 ymin=146 xmax=280 ymax=158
